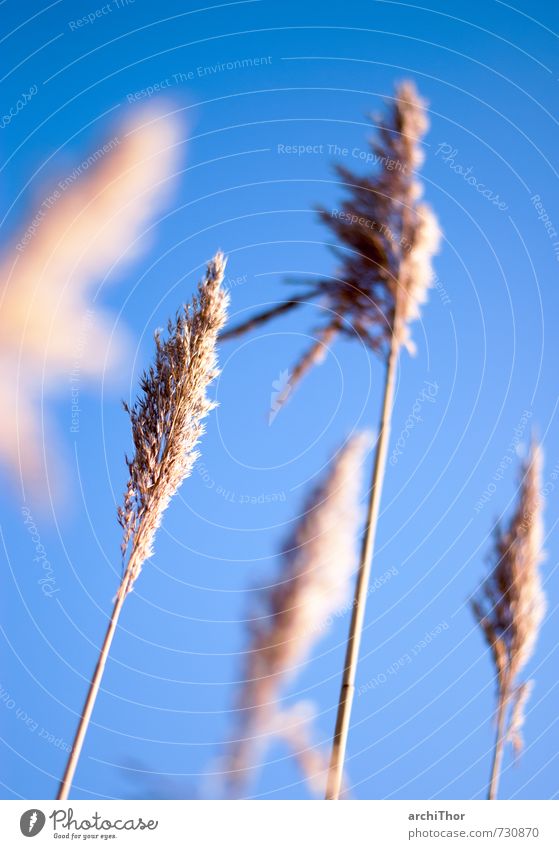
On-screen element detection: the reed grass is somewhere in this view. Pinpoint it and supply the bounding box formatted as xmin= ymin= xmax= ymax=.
xmin=225 ymin=432 xmax=370 ymax=796
xmin=221 ymin=82 xmax=439 ymax=386
xmin=471 ymin=441 xmax=546 ymax=800
xmin=222 ymin=80 xmax=441 ymax=799
xmin=57 ymin=253 xmax=228 ymax=799
xmin=0 ymin=108 xmax=179 ymax=488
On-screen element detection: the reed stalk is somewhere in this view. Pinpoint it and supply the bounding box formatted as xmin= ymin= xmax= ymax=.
xmin=488 ymin=684 xmax=509 ymax=801
xmin=325 ymin=322 xmax=400 ymax=799
xmin=58 ymin=570 xmax=132 ymax=799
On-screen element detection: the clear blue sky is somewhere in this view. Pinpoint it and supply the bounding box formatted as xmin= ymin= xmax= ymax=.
xmin=1 ymin=0 xmax=558 ymax=800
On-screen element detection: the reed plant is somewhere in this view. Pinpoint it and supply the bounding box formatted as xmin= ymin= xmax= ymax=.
xmin=471 ymin=441 xmax=546 ymax=799
xmin=57 ymin=253 xmax=228 ymax=799
xmin=226 ymin=432 xmax=369 ymax=796
xmin=0 ymin=108 xmax=178 ymax=488
xmin=222 ymin=81 xmax=440 ymax=798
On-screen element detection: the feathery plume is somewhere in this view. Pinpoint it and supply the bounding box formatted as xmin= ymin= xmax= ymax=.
xmin=226 ymin=432 xmax=370 ymax=794
xmin=221 ymin=80 xmax=440 ymax=376
xmin=0 ymin=106 xmax=179 ymax=490
xmin=57 ymin=253 xmax=228 ymax=800
xmin=118 ymin=252 xmax=228 ymax=589
xmin=471 ymin=441 xmax=546 ymax=798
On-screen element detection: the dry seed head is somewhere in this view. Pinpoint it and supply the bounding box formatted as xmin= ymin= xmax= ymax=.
xmin=393 ymin=80 xmax=430 ymax=169
xmin=221 ymin=80 xmax=440 ymax=391
xmin=471 ymin=440 xmax=546 ymax=754
xmin=118 ymin=252 xmax=228 ymax=588
xmin=397 ymin=203 xmax=442 ymax=353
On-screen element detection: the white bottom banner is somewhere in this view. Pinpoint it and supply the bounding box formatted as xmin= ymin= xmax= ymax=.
xmin=2 ymin=800 xmax=557 ymax=848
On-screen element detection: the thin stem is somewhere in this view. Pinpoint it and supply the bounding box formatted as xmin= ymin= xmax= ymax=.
xmin=219 ymin=296 xmax=310 ymax=341
xmin=57 ymin=566 xmax=135 ymax=800
xmin=488 ymin=687 xmax=509 ymax=800
xmin=325 ymin=329 xmax=400 ymax=800
xmin=60 ymin=427 xmax=180 ymax=799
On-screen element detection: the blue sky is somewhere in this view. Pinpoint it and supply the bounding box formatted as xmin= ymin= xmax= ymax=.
xmin=1 ymin=0 xmax=558 ymax=800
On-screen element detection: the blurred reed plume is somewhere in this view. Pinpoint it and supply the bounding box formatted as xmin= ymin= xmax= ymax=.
xmin=272 ymin=701 xmax=348 ymax=798
xmin=222 ymin=82 xmax=440 ymax=799
xmin=225 ymin=432 xmax=370 ymax=796
xmin=471 ymin=441 xmax=546 ymax=800
xmin=0 ymin=106 xmax=179 ymax=492
xmin=57 ymin=254 xmax=228 ymax=800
